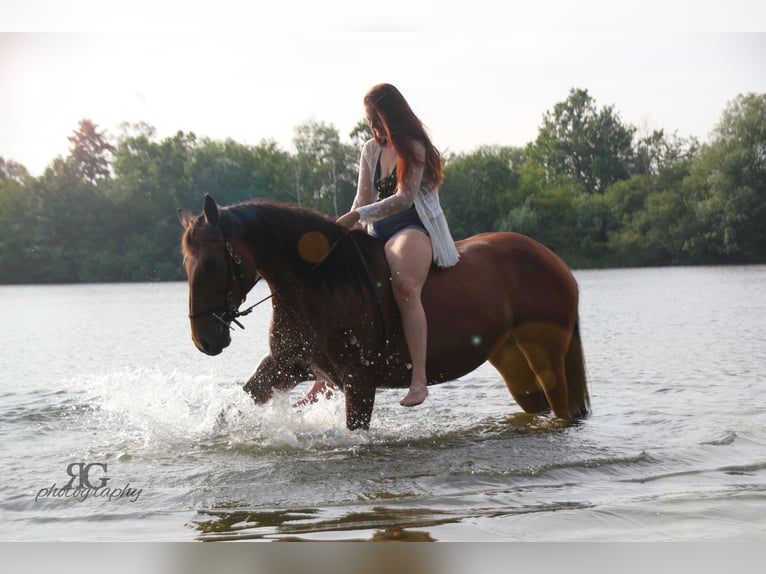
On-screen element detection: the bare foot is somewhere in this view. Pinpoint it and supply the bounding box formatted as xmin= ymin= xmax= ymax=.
xmin=400 ymin=383 xmax=428 ymax=407
xmin=293 ymin=380 xmax=334 ymax=407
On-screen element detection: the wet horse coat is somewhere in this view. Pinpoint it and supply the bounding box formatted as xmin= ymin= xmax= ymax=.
xmin=179 ymin=195 xmax=590 ymax=430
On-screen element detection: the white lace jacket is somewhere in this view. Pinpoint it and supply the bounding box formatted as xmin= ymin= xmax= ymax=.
xmin=352 ymin=138 xmax=460 ymax=268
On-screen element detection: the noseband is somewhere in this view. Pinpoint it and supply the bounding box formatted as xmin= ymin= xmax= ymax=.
xmin=188 ymin=240 xmax=253 ymax=330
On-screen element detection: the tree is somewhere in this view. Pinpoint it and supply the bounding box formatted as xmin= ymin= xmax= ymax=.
xmin=349 ymin=119 xmax=372 ymax=148
xmin=111 ymin=125 xmax=197 ymax=280
xmin=633 ymin=129 xmax=699 ymax=177
xmin=67 ymin=119 xmax=115 ymax=184
xmin=606 ymin=136 xmax=699 ymax=266
xmin=0 ymin=173 xmax=36 ymax=281
xmin=3 ymin=92 xmax=763 ymax=285
xmin=190 ymin=138 xmax=293 ymax=207
xmin=27 ymin=155 xmax=119 ymax=282
xmin=292 ymin=120 xmax=357 ymax=216
xmin=532 ymin=88 xmax=635 ymax=194
xmin=441 ymin=146 xmax=522 ymax=239
xmin=683 ymin=93 xmax=766 ymax=261
xmin=0 ymin=157 xmax=30 ymax=182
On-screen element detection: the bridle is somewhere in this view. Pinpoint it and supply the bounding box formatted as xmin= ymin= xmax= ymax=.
xmin=188 ymin=230 xmax=389 ymax=346
xmin=187 ymin=239 xmax=252 ymax=330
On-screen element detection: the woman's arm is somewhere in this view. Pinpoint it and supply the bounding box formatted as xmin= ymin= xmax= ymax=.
xmin=351 ymin=140 xmax=377 ymax=211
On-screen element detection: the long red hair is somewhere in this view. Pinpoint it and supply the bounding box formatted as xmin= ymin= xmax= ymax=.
xmin=364 ymin=83 xmax=444 ymax=188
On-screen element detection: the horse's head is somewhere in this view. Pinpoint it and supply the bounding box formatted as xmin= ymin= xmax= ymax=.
xmin=178 ymin=194 xmax=254 ymax=356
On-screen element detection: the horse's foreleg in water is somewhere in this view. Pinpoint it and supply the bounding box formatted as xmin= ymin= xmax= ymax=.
xmin=293 ymin=380 xmax=336 ymax=407
xmin=291 ymin=378 xmax=371 ymax=430
xmin=243 ymin=354 xmax=310 ymax=404
xmin=344 ymin=381 xmax=376 ymax=431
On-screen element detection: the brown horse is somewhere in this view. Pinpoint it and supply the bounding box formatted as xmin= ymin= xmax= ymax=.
xmin=178 ymin=194 xmax=590 ymax=430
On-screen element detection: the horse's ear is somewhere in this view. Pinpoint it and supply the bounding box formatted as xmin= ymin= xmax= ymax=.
xmin=203 ymin=194 xmax=219 ymax=228
xmin=177 ymin=208 xmax=194 ymax=229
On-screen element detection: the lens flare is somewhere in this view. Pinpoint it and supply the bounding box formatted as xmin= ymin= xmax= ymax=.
xmin=297 ymin=231 xmax=329 ymax=263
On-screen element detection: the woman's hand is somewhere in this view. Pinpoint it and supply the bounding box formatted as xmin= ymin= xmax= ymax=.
xmin=336 ymin=210 xmax=361 ymax=230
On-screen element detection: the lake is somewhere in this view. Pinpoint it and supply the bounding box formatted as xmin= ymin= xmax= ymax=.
xmin=1 ymin=266 xmax=765 ymax=542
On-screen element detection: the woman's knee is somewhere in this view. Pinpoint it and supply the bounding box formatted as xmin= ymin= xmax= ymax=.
xmin=390 ymin=272 xmax=422 ymax=302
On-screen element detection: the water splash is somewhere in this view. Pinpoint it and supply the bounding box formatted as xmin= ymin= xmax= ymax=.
xmin=63 ymin=366 xmax=536 ymax=459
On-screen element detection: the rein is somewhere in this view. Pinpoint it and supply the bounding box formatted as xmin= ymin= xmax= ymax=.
xmin=189 ymin=229 xmax=388 ymax=346
xmin=231 ymin=231 xmax=351 ymax=323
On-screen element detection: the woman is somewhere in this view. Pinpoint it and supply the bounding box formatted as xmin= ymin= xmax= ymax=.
xmin=306 ymin=83 xmax=459 ymax=408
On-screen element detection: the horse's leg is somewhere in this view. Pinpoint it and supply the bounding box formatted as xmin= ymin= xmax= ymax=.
xmin=488 ymin=332 xmax=550 ymax=413
xmin=343 ymin=381 xmax=376 ymax=431
xmin=293 ymin=380 xmax=336 ymax=407
xmin=513 ymin=322 xmax=574 ymax=421
xmin=243 ymin=354 xmax=310 ymax=404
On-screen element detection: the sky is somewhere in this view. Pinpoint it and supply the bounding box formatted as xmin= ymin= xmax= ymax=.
xmin=1 ymin=2 xmax=765 ymax=176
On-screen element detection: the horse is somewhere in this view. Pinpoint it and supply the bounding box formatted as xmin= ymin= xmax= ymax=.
xmin=178 ymin=194 xmax=590 ymax=430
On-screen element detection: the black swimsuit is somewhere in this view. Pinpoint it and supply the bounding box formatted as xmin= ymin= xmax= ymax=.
xmin=371 ymin=155 xmax=429 ymax=242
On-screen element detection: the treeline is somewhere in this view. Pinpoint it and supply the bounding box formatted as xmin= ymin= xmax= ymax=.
xmin=1 ymin=89 xmax=764 ymax=284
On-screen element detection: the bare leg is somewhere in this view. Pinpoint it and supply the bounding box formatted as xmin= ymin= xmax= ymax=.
xmin=293 ymin=380 xmax=335 ymax=407
xmin=385 ymin=229 xmax=433 ymax=407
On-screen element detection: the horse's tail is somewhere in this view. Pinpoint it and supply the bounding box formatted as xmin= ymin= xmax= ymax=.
xmin=565 ymin=317 xmax=591 ymax=418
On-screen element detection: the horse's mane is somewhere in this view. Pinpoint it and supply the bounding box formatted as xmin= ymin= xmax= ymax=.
xmin=221 ymin=199 xmax=383 ymax=294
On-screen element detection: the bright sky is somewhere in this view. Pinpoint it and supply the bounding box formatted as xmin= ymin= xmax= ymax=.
xmin=2 ymin=2 xmax=765 ymax=176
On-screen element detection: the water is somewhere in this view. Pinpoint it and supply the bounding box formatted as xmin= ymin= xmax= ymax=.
xmin=1 ymin=266 xmax=765 ymax=541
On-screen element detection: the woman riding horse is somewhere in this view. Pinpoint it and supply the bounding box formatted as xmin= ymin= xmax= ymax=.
xmin=306 ymin=83 xmax=460 ymax=408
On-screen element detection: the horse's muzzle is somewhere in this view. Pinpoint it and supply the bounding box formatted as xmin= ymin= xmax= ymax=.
xmin=192 ymin=324 xmax=231 ymax=356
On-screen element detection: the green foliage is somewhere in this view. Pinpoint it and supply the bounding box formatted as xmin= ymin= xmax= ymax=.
xmin=441 ymin=145 xmax=522 ymax=239
xmin=67 ymin=119 xmax=115 ymax=184
xmin=1 ymin=90 xmax=764 ymax=284
xmin=633 ymin=129 xmax=699 ymax=177
xmin=682 ymin=93 xmax=766 ymax=261
xmin=532 ymin=88 xmax=635 ymax=194
xmin=292 ymin=119 xmax=358 ymax=215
